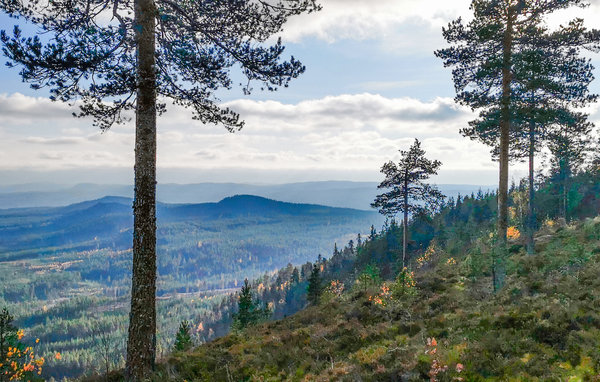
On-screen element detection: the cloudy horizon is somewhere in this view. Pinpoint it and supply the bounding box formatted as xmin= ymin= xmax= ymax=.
xmin=1 ymin=0 xmax=599 ymax=187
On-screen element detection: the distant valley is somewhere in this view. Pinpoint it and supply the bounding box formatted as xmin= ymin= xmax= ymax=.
xmin=0 ymin=194 xmax=380 ymax=291
xmin=0 ymin=194 xmax=381 ymax=379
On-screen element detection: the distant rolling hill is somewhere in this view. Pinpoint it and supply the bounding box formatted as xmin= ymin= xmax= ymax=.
xmin=0 ymin=194 xmax=380 ymax=261
xmin=0 ymin=181 xmax=492 ymax=209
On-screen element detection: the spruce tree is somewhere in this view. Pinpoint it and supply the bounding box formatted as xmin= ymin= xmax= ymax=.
xmin=291 ymin=268 xmax=300 ymax=284
xmin=232 ymin=279 xmax=269 ymax=330
xmin=173 ymin=320 xmax=193 ymax=352
xmin=0 ymin=1 xmax=319 ymax=378
xmin=371 ymin=138 xmax=444 ymax=268
xmin=307 ymin=264 xmax=321 ymax=306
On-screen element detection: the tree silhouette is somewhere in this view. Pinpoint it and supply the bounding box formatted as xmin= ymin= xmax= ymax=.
xmin=0 ymin=0 xmax=319 ymax=379
xmin=371 ymin=139 xmax=444 ymax=268
xmin=307 ymin=264 xmax=321 ymax=306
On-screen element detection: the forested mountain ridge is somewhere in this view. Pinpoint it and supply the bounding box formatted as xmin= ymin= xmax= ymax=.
xmin=0 ymin=195 xmax=375 ymax=256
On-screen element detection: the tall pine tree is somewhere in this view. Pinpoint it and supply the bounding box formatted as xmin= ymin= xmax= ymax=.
xmin=0 ymin=1 xmax=320 ymax=379
xmin=460 ymin=21 xmax=597 ymax=255
xmin=436 ymin=0 xmax=598 ymax=289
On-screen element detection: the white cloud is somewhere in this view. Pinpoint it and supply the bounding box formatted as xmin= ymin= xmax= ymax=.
xmin=0 ymin=92 xmax=502 ymax=184
xmin=281 ymin=0 xmax=471 ymax=44
xmin=278 ymin=0 xmax=600 ymax=57
xmin=5 ymin=90 xmax=596 ymax=184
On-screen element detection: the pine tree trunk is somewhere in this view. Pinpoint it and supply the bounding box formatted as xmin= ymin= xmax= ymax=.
xmin=562 ymin=179 xmax=567 ymax=220
xmin=126 ymin=0 xmax=157 ymax=380
xmin=495 ymin=6 xmax=514 ymax=291
xmin=402 ymin=210 xmax=407 ymax=269
xmin=527 ymin=115 xmax=535 ymax=255
xmin=403 ymin=173 xmax=408 ymax=269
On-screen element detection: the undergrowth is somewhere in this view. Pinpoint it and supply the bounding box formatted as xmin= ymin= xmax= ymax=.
xmin=134 ymin=217 xmax=600 ymax=381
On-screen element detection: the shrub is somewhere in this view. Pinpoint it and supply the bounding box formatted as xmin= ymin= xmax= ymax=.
xmin=391 ymin=268 xmax=417 ymax=299
xmin=355 ymin=264 xmax=382 ymax=290
xmin=0 ymin=308 xmax=44 ymax=381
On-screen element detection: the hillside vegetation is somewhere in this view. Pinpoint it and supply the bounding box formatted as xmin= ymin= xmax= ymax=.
xmin=148 ymin=217 xmax=600 ymax=381
xmin=129 ymin=170 xmax=600 ymax=381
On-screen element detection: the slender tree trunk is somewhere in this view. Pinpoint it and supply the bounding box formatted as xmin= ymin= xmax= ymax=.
xmin=495 ymin=6 xmax=514 ymax=291
xmin=403 ymin=210 xmax=407 ymax=269
xmin=527 ymin=113 xmax=535 ymax=255
xmin=562 ymin=178 xmax=567 ymax=220
xmin=403 ymin=173 xmax=408 ymax=269
xmin=126 ymin=0 xmax=157 ymax=380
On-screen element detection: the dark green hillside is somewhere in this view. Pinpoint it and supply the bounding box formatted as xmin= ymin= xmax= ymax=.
xmin=0 ymin=195 xmax=378 ymax=273
xmin=158 ymin=195 xmax=367 ymax=220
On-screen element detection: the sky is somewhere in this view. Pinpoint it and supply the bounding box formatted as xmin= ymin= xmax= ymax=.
xmin=1 ymin=0 xmax=600 ymax=186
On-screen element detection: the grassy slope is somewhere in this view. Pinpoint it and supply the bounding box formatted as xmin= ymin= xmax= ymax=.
xmin=147 ymin=217 xmax=600 ymax=381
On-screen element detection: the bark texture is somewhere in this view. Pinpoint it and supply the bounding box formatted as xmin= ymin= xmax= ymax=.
xmin=495 ymin=6 xmax=514 ymax=291
xmin=126 ymin=0 xmax=157 ymax=379
xmin=403 ymin=172 xmax=408 ymax=269
xmin=527 ymin=118 xmax=535 ymax=255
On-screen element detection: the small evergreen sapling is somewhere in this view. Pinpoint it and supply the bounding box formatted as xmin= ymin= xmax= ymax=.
xmin=356 ymin=264 xmax=382 ymax=291
xmin=173 ymin=320 xmax=193 ymax=352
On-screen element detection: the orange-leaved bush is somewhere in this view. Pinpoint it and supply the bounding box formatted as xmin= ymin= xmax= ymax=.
xmin=0 ymin=308 xmax=45 ymax=381
xmin=507 ymin=226 xmax=521 ymax=240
